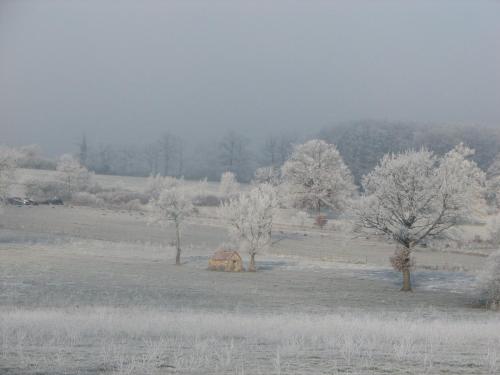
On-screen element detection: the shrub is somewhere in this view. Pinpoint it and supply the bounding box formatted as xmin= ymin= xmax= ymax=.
xmin=96 ymin=190 xmax=148 ymax=206
xmin=144 ymin=175 xmax=178 ymax=201
xmin=71 ymin=192 xmax=105 ymax=207
xmin=476 ymin=250 xmax=500 ymax=309
xmin=193 ymin=194 xmax=222 ymax=207
xmin=486 ymin=215 xmax=500 ymax=246
xmin=25 ymin=179 xmax=70 ymax=201
xmin=219 ymin=171 xmax=239 ymax=198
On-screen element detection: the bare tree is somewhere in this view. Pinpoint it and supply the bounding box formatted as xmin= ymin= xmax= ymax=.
xmin=354 ymin=144 xmax=485 ymax=291
xmin=143 ymin=141 xmax=161 ymax=176
xmin=158 ymin=132 xmax=185 ymax=177
xmin=77 ymin=134 xmax=88 ymax=167
xmin=91 ymin=144 xmax=113 ymax=174
xmin=218 ymin=131 xmax=252 ymax=181
xmin=262 ymin=135 xmax=279 ymax=166
xmin=277 ymin=133 xmax=296 ymax=165
xmin=176 ymin=138 xmax=185 ymax=177
xmin=116 ymin=147 xmax=137 ymax=176
xmin=160 ymin=132 xmax=176 ymax=177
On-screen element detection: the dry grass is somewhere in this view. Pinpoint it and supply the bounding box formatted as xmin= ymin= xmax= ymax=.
xmin=1 ymin=307 xmax=500 ymax=374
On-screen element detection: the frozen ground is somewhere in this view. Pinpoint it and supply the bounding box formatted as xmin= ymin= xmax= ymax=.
xmin=1 ymin=177 xmax=499 ymax=373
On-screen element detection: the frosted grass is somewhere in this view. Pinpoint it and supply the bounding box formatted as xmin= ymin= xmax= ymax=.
xmin=1 ymin=307 xmax=499 ymax=374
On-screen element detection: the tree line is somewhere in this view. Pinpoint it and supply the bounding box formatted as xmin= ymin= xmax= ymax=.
xmin=75 ymin=131 xmax=298 ymax=182
xmin=73 ymin=122 xmax=500 ymax=185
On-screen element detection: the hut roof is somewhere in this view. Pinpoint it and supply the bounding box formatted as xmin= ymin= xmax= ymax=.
xmin=211 ymin=250 xmax=241 ymax=261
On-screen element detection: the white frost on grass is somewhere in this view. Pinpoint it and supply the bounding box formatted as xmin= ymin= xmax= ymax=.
xmin=1 ymin=307 xmax=500 ymax=374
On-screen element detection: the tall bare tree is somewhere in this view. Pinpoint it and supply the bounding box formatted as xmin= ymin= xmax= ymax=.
xmin=77 ymin=134 xmax=88 ymax=167
xmin=218 ymin=131 xmax=252 ymax=181
xmin=160 ymin=132 xmax=175 ymax=176
xmin=278 ymin=134 xmax=296 ymax=165
xmin=144 ymin=141 xmax=161 ymax=176
xmin=262 ymin=135 xmax=279 ymax=166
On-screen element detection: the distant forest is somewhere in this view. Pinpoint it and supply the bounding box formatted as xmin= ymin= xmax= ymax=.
xmin=65 ymin=122 xmax=500 ymax=184
xmin=319 ymin=122 xmax=500 ymax=185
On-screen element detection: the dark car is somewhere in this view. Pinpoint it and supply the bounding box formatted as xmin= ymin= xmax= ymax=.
xmin=5 ymin=197 xmax=38 ymax=206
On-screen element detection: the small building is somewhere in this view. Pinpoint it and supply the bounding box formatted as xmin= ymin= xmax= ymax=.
xmin=208 ymin=249 xmax=243 ymax=272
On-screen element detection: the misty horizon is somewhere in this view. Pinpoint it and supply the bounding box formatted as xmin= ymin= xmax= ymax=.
xmin=1 ymin=0 xmax=499 ymax=156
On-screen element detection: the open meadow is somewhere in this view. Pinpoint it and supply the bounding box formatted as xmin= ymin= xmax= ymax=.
xmin=1 ymin=170 xmax=499 ymax=374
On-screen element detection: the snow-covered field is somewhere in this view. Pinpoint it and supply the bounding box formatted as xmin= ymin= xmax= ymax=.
xmin=1 ymin=170 xmax=499 ymax=374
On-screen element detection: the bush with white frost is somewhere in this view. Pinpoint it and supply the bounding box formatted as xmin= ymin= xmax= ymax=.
xmin=485 ymin=214 xmax=500 ymax=247
xmin=219 ymin=171 xmax=239 ymax=199
xmin=57 ymin=154 xmax=93 ymax=197
xmin=476 ymin=250 xmax=500 ymax=309
xmin=0 ymin=146 xmax=17 ymax=204
xmin=149 ymin=177 xmax=195 ymax=265
xmin=253 ymin=166 xmax=281 ymax=186
xmin=145 ymin=174 xmax=177 ymax=201
xmin=71 ymin=191 xmax=105 ymax=207
xmin=354 ymin=144 xmax=485 ymax=292
xmin=486 ymin=153 xmax=500 ymax=210
xmin=15 ymin=144 xmax=56 ymax=170
xmin=281 ymin=139 xmax=356 ymax=215
xmin=219 ymin=183 xmax=278 ymax=271
xmin=25 ymin=179 xmax=69 ymax=201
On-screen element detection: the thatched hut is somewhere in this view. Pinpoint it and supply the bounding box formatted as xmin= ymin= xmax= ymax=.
xmin=208 ymin=249 xmax=243 ymax=272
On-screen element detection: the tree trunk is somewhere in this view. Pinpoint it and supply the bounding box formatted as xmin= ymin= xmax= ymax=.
xmin=248 ymin=253 xmax=256 ymax=272
xmin=390 ymin=244 xmax=413 ymax=292
xmin=401 ymin=268 xmax=412 ymax=292
xmin=175 ymin=222 xmax=181 ymax=265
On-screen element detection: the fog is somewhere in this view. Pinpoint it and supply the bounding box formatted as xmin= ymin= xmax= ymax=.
xmin=1 ymin=0 xmax=499 ymax=155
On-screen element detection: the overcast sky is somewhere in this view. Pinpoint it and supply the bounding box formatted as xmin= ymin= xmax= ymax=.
xmin=1 ymin=0 xmax=499 ymax=155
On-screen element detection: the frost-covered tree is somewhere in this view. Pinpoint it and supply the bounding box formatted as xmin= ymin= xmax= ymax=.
xmin=145 ymin=174 xmax=178 ymax=201
xmin=15 ymin=144 xmax=55 ymax=169
xmin=354 ymin=144 xmax=485 ymax=291
xmin=486 ymin=154 xmax=500 ymax=209
xmin=219 ymin=183 xmax=278 ymax=271
xmin=56 ymin=154 xmax=93 ymax=196
xmin=253 ymin=166 xmax=281 ymax=186
xmin=476 ymin=250 xmax=500 ymax=310
xmin=281 ymin=140 xmax=356 ymax=215
xmin=0 ymin=147 xmax=17 ymax=204
xmin=219 ymin=171 xmax=239 ymax=198
xmin=150 ymin=177 xmax=194 ymax=265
